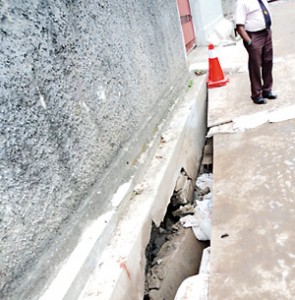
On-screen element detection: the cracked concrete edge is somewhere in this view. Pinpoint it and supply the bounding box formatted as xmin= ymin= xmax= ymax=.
xmin=75 ymin=75 xmax=208 ymax=300
xmin=38 ymin=74 xmax=208 ymax=300
xmin=207 ymin=104 xmax=295 ymax=138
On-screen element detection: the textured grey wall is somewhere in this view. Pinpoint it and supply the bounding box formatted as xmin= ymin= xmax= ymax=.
xmin=0 ymin=0 xmax=187 ymax=298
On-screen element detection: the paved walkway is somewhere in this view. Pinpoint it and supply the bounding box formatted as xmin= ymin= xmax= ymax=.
xmin=192 ymin=0 xmax=295 ymax=299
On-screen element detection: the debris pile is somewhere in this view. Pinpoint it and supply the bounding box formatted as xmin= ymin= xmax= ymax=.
xmin=180 ymin=173 xmax=213 ymax=241
xmin=144 ymin=167 xmax=212 ymax=299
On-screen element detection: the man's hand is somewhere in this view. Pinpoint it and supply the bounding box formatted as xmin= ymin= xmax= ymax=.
xmin=236 ymin=25 xmax=252 ymax=45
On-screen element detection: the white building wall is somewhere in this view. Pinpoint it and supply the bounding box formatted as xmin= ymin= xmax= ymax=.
xmin=222 ymin=0 xmax=235 ymax=19
xmin=189 ymin=0 xmax=229 ymax=46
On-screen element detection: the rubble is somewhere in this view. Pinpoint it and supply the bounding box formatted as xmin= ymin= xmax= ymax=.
xmin=144 ymin=169 xmax=208 ymax=299
xmin=144 ymin=135 xmax=214 ymax=299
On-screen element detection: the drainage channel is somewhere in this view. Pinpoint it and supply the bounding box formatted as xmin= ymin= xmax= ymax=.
xmin=143 ymin=138 xmax=213 ymax=300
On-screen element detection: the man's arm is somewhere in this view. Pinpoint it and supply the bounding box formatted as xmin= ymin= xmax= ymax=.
xmin=236 ymin=25 xmax=252 ymax=45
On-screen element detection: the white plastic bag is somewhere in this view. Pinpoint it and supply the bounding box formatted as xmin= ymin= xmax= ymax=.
xmin=180 ymin=198 xmax=211 ymax=241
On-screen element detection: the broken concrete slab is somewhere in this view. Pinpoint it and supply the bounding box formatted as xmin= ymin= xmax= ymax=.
xmin=173 ymin=170 xmax=194 ymax=206
xmin=202 ymin=139 xmax=213 ymax=166
xmin=174 ymin=247 xmax=210 ymax=300
xmin=207 ymin=104 xmax=295 ymax=138
xmin=146 ymin=225 xmax=206 ymax=300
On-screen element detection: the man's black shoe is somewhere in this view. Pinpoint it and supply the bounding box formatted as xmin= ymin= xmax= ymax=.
xmin=253 ymin=97 xmax=267 ymax=104
xmin=262 ymin=91 xmax=277 ymax=99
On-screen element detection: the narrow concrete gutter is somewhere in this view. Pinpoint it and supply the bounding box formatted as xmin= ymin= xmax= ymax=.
xmin=38 ymin=74 xmax=208 ymax=300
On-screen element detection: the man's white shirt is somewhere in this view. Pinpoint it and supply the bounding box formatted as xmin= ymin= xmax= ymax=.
xmin=234 ymin=0 xmax=271 ymax=32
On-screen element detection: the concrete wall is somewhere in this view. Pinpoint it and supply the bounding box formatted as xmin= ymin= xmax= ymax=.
xmin=221 ymin=0 xmax=235 ymax=19
xmin=189 ymin=0 xmax=224 ymax=46
xmin=0 ymin=0 xmax=188 ymax=298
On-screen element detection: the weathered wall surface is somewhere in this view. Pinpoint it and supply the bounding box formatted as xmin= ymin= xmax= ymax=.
xmin=0 ymin=0 xmax=187 ymax=298
xmin=221 ymin=0 xmax=235 ymax=19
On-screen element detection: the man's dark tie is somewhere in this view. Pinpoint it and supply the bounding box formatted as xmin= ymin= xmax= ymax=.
xmin=258 ymin=0 xmax=272 ymax=28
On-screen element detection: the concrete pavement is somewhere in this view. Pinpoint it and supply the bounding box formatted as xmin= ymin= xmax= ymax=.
xmin=211 ymin=119 xmax=295 ymax=299
xmin=195 ymin=0 xmax=295 ymax=298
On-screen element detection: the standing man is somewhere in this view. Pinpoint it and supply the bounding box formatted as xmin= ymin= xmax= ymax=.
xmin=234 ymin=0 xmax=277 ymax=104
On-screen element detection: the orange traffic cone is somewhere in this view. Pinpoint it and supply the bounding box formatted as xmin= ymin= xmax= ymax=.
xmin=207 ymin=44 xmax=229 ymax=88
